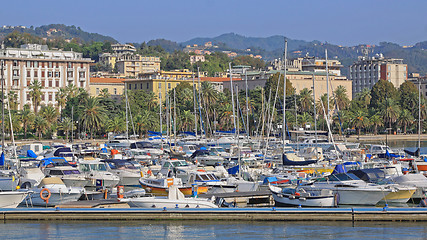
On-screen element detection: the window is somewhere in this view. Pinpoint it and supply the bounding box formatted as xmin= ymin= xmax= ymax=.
xmin=48 ymin=62 xmax=52 ymax=68
xmin=41 ymin=94 xmax=45 ymax=101
xmin=13 ymin=60 xmax=18 ymax=67
xmin=34 ymin=71 xmax=38 ymax=77
xmin=48 ymin=93 xmax=52 ymax=101
xmin=41 ymin=80 xmax=45 ymax=87
xmin=146 ymin=83 xmax=149 ymax=89
xmin=27 ymin=93 xmax=30 ymax=101
xmin=27 ymin=70 xmax=30 ymax=77
xmin=48 ymin=71 xmax=53 ymax=78
xmin=27 ymin=80 xmax=30 ymax=86
xmin=55 ymin=72 xmax=60 ymax=77
xmin=128 ymin=84 xmax=131 ymax=90
xmin=68 ymin=62 xmax=72 ymax=68
xmin=13 ymin=79 xmax=18 ymax=86
xmin=34 ymin=61 xmax=38 ymax=67
xmin=48 ymin=80 xmax=52 ymax=87
xmin=79 ymin=72 xmax=85 ymax=78
xmin=56 ymin=62 xmax=59 ymax=68
xmin=140 ymin=83 xmax=142 ymax=89
xmin=81 ymin=63 xmax=84 ymax=68
xmin=26 ymin=61 xmax=31 ymax=68
xmin=80 ymin=81 xmax=84 ymax=87
xmin=42 ymin=71 xmax=45 ymax=78
xmin=114 ymin=88 xmax=117 ymax=95
xmin=168 ymin=83 xmax=171 ymax=89
xmin=67 ymin=71 xmax=73 ymax=78
xmin=41 ymin=62 xmax=45 ymax=68
xmin=13 ymin=70 xmax=19 ymax=76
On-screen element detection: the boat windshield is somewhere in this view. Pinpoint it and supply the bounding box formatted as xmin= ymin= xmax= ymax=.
xmin=108 ymin=161 xmax=137 ymax=170
xmin=212 ymin=148 xmax=226 ymax=153
xmin=63 ymin=170 xmax=81 ymax=175
xmin=91 ymin=164 xmax=107 ymax=171
xmin=327 ymin=173 xmax=359 ymax=181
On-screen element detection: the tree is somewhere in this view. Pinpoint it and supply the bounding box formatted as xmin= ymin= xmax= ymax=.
xmin=106 ymin=116 xmax=126 ymax=133
xmin=264 ymin=73 xmax=295 ymax=102
xmin=370 ymin=79 xmax=397 ymax=109
xmin=57 ymin=117 xmax=75 ymax=142
xmin=399 ymin=81 xmax=419 ymax=115
xmin=369 ymin=113 xmax=383 ymax=135
xmin=33 ymin=115 xmax=48 ymax=140
xmin=381 ymin=98 xmax=401 ymax=131
xmin=333 ymin=85 xmax=350 ymax=110
xmin=28 ymin=80 xmax=42 ymax=114
xmin=351 ymin=110 xmax=369 ymax=137
xmin=299 ymin=88 xmax=313 ymax=113
xmin=7 ymin=91 xmax=18 ymax=111
xmin=80 ymin=97 xmax=107 ymax=139
xmin=398 ymin=109 xmax=414 ymax=134
xmin=20 ymin=105 xmax=35 ymax=138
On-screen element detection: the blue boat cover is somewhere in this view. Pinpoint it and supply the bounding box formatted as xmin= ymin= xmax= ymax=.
xmin=263 ymin=176 xmax=278 ymax=184
xmin=27 ymin=150 xmax=37 ymax=158
xmin=227 ymin=165 xmax=239 ymax=175
xmin=332 ymin=164 xmax=347 ymax=174
xmin=0 ymin=152 xmax=4 ymax=166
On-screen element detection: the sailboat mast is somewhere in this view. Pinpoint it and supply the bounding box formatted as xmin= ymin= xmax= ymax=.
xmin=283 ymin=39 xmax=287 ymax=147
xmin=192 ymin=73 xmax=198 ymax=138
xmin=245 ymin=69 xmax=249 ymax=139
xmin=312 ymin=72 xmax=318 ymax=158
xmin=325 ymin=49 xmax=330 ymax=142
xmin=236 ymin=85 xmax=241 ymax=179
xmin=229 ymin=63 xmax=237 ymax=140
xmin=159 ymin=84 xmax=163 ymax=149
xmin=419 ymin=79 xmax=421 ymax=152
xmin=125 ymin=89 xmax=129 ymax=140
xmin=174 ymin=88 xmax=177 ymax=145
xmin=1 ymin=59 xmax=4 ymax=152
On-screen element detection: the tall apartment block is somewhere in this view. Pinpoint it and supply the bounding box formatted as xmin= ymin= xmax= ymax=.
xmin=0 ymin=44 xmax=92 ymax=110
xmin=349 ymin=55 xmax=407 ymax=98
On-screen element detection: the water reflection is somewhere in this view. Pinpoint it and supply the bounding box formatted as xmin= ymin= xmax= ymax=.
xmin=1 ymin=220 xmax=427 ymax=239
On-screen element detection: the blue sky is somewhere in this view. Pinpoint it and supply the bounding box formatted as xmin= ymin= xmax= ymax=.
xmin=1 ymin=0 xmax=426 ymax=46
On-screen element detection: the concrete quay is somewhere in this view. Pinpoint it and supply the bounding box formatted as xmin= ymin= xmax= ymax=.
xmin=2 ymin=208 xmax=427 ymax=222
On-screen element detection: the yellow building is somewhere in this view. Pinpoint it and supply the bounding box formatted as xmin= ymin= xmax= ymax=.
xmin=89 ymin=77 xmax=125 ymax=97
xmin=116 ymin=55 xmax=161 ymax=78
xmin=124 ymin=70 xmax=197 ymax=101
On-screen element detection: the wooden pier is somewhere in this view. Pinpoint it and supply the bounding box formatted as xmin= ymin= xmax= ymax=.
xmin=2 ymin=207 xmax=427 ymax=222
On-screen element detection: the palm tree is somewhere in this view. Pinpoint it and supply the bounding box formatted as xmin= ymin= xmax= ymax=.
xmin=7 ymin=91 xmax=18 ymax=111
xmin=80 ymin=97 xmax=107 ymax=139
xmin=180 ymin=110 xmax=194 ymax=131
xmin=40 ymin=105 xmax=59 ymax=128
xmin=351 ymin=110 xmax=369 ymax=138
xmin=99 ymin=88 xmax=110 ymax=99
xmin=369 ymin=113 xmax=383 ymax=135
xmin=57 ymin=117 xmax=75 ymax=142
xmin=28 ymin=80 xmax=42 ymax=114
xmin=33 ymin=115 xmax=48 ymax=140
xmin=106 ymin=116 xmax=126 ymax=133
xmin=356 ymin=88 xmax=371 ymax=108
xmin=297 ymin=112 xmax=313 ymax=129
xmin=20 ymin=105 xmax=35 ymax=138
xmin=381 ymin=98 xmax=401 ymax=130
xmin=5 ymin=111 xmax=21 ymax=136
xmin=333 ymin=85 xmax=350 ymax=110
xmin=56 ymin=88 xmax=67 ymax=112
xmin=65 ymin=84 xmax=78 ymax=100
xmin=201 ymin=81 xmax=218 ymax=118
xmin=398 ymin=109 xmax=414 ymax=134
xmin=299 ymin=88 xmax=313 ymax=113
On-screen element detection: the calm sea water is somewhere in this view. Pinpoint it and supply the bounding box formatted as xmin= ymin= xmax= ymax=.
xmin=0 ymin=220 xmax=426 ymax=240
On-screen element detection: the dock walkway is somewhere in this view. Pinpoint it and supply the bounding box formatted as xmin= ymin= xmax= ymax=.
xmin=3 ymin=207 xmax=427 ymax=222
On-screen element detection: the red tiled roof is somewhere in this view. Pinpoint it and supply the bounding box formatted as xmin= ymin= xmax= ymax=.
xmin=90 ymin=77 xmax=125 ymax=84
xmin=200 ymin=77 xmax=241 ymax=82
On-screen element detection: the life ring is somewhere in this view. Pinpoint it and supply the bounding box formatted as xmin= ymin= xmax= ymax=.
xmin=392 ymin=159 xmax=398 ymax=164
xmin=40 ymin=188 xmax=51 ymax=203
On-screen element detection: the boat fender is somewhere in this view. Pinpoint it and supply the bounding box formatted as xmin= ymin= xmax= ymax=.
xmin=40 ymin=188 xmax=51 ymax=204
xmin=295 ymin=192 xmax=301 ymax=196
xmin=334 ymin=193 xmax=340 ymax=207
xmin=117 ymin=186 xmax=125 ymax=199
xmin=140 ymin=171 xmax=144 ymax=177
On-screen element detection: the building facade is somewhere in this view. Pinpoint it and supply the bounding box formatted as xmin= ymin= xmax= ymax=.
xmin=124 ymin=70 xmax=196 ymax=101
xmin=89 ymin=77 xmax=125 ymax=96
xmin=115 ymin=55 xmax=161 ymax=78
xmin=349 ymin=55 xmax=407 ymax=97
xmin=0 ymin=44 xmax=92 ymax=110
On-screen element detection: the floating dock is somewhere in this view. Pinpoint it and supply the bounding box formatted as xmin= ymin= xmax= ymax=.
xmin=2 ymin=207 xmax=427 ymax=222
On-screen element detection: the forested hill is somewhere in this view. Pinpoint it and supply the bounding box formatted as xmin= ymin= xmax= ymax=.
xmin=0 ymin=24 xmax=117 ymax=43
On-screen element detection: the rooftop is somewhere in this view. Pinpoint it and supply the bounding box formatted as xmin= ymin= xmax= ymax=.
xmin=90 ymin=77 xmax=125 ymax=84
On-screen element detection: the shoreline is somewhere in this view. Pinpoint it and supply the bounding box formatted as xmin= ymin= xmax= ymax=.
xmin=345 ymin=134 xmax=427 ymax=142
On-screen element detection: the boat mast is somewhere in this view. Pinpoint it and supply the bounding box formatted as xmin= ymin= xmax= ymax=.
xmin=325 ymin=49 xmax=330 ymax=142
xmin=312 ymin=72 xmax=318 ymax=159
xmin=283 ymin=39 xmax=287 ymax=148
xmin=174 ymin=88 xmax=177 ymax=146
xmin=159 ymin=83 xmax=163 ymax=150
xmin=1 ymin=59 xmax=4 ymax=154
xmin=125 ymin=89 xmax=129 ymax=140
xmin=236 ymin=85 xmax=241 ymax=179
xmin=192 ymin=72 xmax=198 ymax=138
xmin=245 ymin=69 xmax=249 ymax=139
xmin=229 ymin=63 xmax=237 ymax=140
xmin=419 ymin=79 xmax=421 ymax=154
xmin=197 ymin=67 xmax=203 ymax=137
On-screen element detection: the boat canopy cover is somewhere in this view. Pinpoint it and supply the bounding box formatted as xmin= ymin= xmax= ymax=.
xmin=227 ymin=165 xmax=239 ymax=175
xmin=39 ymin=157 xmax=69 ymax=167
xmin=27 ymin=150 xmax=38 ymax=158
xmin=282 ymin=154 xmax=317 ymax=166
xmin=53 ymin=147 xmax=72 ymax=157
xmin=190 ymin=150 xmax=210 ymax=158
xmin=404 ymin=148 xmax=420 ymax=157
xmin=332 ymin=164 xmax=347 ymax=174
xmin=39 ymin=177 xmax=65 ymax=186
xmin=263 ymin=176 xmax=278 ymax=184
xmin=348 ymin=168 xmax=386 ymax=183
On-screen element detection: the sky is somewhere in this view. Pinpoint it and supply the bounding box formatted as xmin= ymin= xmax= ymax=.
xmin=1 ymin=0 xmax=427 ymax=46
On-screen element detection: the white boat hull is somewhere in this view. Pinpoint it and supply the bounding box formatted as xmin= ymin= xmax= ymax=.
xmin=120 ymin=197 xmax=218 ymax=208
xmin=0 ymin=191 xmax=27 ymax=208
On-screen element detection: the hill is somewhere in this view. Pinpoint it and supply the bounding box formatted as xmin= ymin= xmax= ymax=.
xmin=0 ymin=24 xmax=117 ymax=43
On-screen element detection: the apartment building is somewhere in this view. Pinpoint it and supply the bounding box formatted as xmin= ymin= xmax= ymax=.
xmin=115 ymin=54 xmax=161 ymax=78
xmin=349 ymin=55 xmax=407 ymax=97
xmin=0 ymin=44 xmax=92 ymax=110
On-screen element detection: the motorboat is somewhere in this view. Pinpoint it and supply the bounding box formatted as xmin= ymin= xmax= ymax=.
xmin=78 ymin=160 xmax=120 ymax=189
xmin=139 ymin=177 xmax=208 ymax=196
xmin=190 ymin=149 xmax=226 ymax=166
xmin=119 ymin=185 xmax=218 ymax=208
xmin=0 ymin=191 xmax=28 ymax=208
xmin=25 ymin=177 xmax=84 ymax=207
xmin=101 ymin=159 xmax=142 ymax=187
xmin=41 ymin=157 xmax=88 ymax=188
xmin=303 ymin=172 xmax=392 ymax=205
xmin=269 ymin=185 xmax=336 ymax=207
